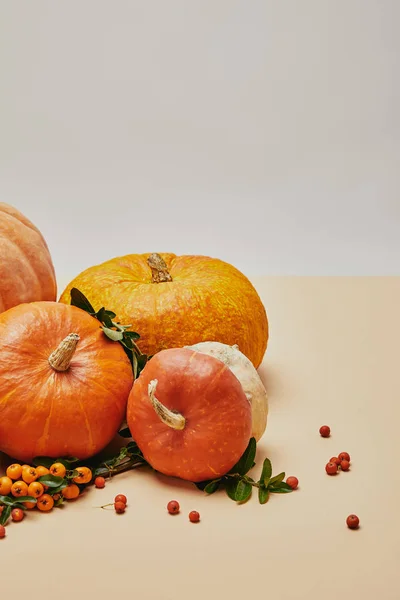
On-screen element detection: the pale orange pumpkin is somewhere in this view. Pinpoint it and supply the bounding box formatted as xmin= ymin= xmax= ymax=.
xmin=59 ymin=253 xmax=268 ymax=368
xmin=0 ymin=301 xmax=133 ymax=462
xmin=0 ymin=203 xmax=57 ymax=313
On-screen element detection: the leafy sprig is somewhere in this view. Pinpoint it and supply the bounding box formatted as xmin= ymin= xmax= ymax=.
xmin=69 ymin=287 xmax=149 ymax=378
xmin=0 ymin=495 xmax=37 ymax=525
xmin=195 ymin=437 xmax=294 ymax=504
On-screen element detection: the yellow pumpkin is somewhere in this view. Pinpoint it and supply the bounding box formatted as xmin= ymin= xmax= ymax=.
xmin=59 ymin=253 xmax=268 ymax=367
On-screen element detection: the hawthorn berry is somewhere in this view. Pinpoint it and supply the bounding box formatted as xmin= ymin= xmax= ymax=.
xmin=325 ymin=462 xmax=338 ymax=475
xmin=189 ymin=511 xmax=200 ymax=523
xmin=286 ymin=477 xmax=299 ymax=490
xmin=95 ymin=477 xmax=106 ymax=489
xmin=346 ymin=514 xmax=359 ymax=529
xmin=319 ymin=425 xmax=331 ymax=438
xmin=114 ymin=494 xmax=127 ymax=505
xmin=329 ymin=457 xmax=340 ymax=466
xmin=114 ymin=501 xmax=126 ymax=514
xmin=338 ymin=452 xmax=350 ymax=463
xmin=340 ymin=460 xmax=350 ymax=471
xmin=0 ymin=525 xmax=5 ymax=539
xmin=167 ymin=500 xmax=180 ymax=514
xmin=11 ymin=508 xmax=24 ymax=522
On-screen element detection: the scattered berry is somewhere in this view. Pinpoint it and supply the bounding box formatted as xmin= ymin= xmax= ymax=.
xmin=167 ymin=500 xmax=180 ymax=514
xmin=49 ymin=462 xmax=67 ymax=478
xmin=325 ymin=462 xmax=338 ymax=475
xmin=0 ymin=525 xmax=6 ymax=539
xmin=340 ymin=460 xmax=350 ymax=471
xmin=6 ymin=464 xmax=22 ymax=480
xmin=338 ymin=452 xmax=350 ymax=463
xmin=346 ymin=514 xmax=359 ymax=529
xmin=94 ymin=477 xmax=106 ymax=489
xmin=114 ymin=494 xmax=127 ymax=505
xmin=114 ymin=501 xmax=126 ymax=514
xmin=0 ymin=476 xmax=13 ymax=495
xmin=319 ymin=425 xmax=330 ymax=438
xmin=189 ymin=511 xmax=200 ymax=523
xmin=329 ymin=457 xmax=340 ymax=466
xmin=11 ymin=508 xmax=24 ymax=522
xmin=286 ymin=476 xmax=299 ymax=490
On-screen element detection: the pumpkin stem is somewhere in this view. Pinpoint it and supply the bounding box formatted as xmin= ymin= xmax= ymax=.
xmin=148 ymin=379 xmax=186 ymax=430
xmin=48 ymin=333 xmax=80 ymax=372
xmin=147 ymin=253 xmax=172 ymax=283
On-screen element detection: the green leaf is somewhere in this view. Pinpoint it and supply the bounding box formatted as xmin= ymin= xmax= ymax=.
xmin=260 ymin=458 xmax=272 ymax=486
xmin=104 ymin=310 xmax=117 ymax=319
xmin=54 ymin=495 xmax=64 ymax=507
xmin=96 ymin=308 xmax=114 ymax=328
xmin=124 ymin=331 xmax=140 ymax=340
xmin=230 ymin=437 xmax=257 ymax=476
xmin=132 ymin=351 xmax=139 ymax=379
xmin=235 ymin=480 xmax=252 ymax=503
xmin=269 ymin=482 xmax=293 ymax=494
xmin=48 ymin=481 xmax=69 ymax=494
xmin=204 ymin=480 xmax=221 ymax=494
xmin=37 ymin=475 xmax=65 ymax=488
xmin=0 ymin=495 xmax=16 ymax=507
xmin=121 ymin=336 xmax=133 ymax=350
xmin=70 ymin=288 xmax=96 ymax=314
xmin=0 ymin=505 xmax=11 ymax=525
xmin=225 ymin=478 xmax=252 ymax=502
xmin=55 ymin=457 xmax=80 ymax=469
xmin=32 ymin=456 xmax=54 ymax=468
xmin=12 ymin=496 xmax=37 ymax=504
xmin=101 ymin=327 xmax=124 ymax=342
xmin=268 ymin=472 xmax=285 ymax=486
xmin=258 ymin=486 xmax=270 ymax=504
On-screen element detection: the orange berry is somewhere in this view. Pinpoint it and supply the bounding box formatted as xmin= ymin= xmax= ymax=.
xmin=37 ymin=494 xmax=54 ymax=512
xmin=94 ymin=477 xmax=106 ymax=489
xmin=11 ymin=508 xmax=24 ymax=522
xmin=62 ymin=484 xmax=80 ymax=500
xmin=72 ymin=467 xmax=92 ymax=485
xmin=28 ymin=482 xmax=44 ymax=498
xmin=0 ymin=476 xmax=13 ymax=495
xmin=22 ymin=466 xmax=38 ymax=484
xmin=11 ymin=480 xmax=29 ymax=497
xmin=23 ymin=501 xmax=36 ymax=509
xmin=6 ymin=464 xmax=22 ymax=480
xmin=49 ymin=463 xmax=66 ymax=478
xmin=35 ymin=466 xmax=50 ymax=478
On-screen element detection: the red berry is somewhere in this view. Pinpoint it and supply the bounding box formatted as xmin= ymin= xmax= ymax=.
xmin=189 ymin=510 xmax=200 ymax=523
xmin=325 ymin=461 xmax=338 ymax=475
xmin=94 ymin=477 xmax=106 ymax=489
xmin=114 ymin=501 xmax=126 ymax=514
xmin=114 ymin=494 xmax=127 ymax=505
xmin=330 ymin=457 xmax=340 ymax=466
xmin=340 ymin=460 xmax=350 ymax=471
xmin=319 ymin=425 xmax=330 ymax=438
xmin=338 ymin=452 xmax=350 ymax=463
xmin=286 ymin=476 xmax=299 ymax=490
xmin=167 ymin=500 xmax=180 ymax=514
xmin=11 ymin=508 xmax=24 ymax=522
xmin=0 ymin=524 xmax=5 ymax=538
xmin=346 ymin=514 xmax=359 ymax=529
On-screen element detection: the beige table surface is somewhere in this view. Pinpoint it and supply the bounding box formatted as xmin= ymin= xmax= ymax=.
xmin=1 ymin=277 xmax=399 ymax=600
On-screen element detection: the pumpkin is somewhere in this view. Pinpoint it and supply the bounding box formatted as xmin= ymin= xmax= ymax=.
xmin=0 ymin=203 xmax=57 ymax=313
xmin=186 ymin=341 xmax=268 ymax=442
xmin=59 ymin=252 xmax=268 ymax=368
xmin=0 ymin=301 xmax=133 ymax=462
xmin=126 ymin=347 xmax=252 ymax=482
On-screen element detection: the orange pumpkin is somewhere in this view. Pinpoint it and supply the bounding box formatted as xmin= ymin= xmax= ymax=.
xmin=0 ymin=203 xmax=57 ymax=313
xmin=127 ymin=347 xmax=252 ymax=482
xmin=0 ymin=302 xmax=133 ymax=462
xmin=59 ymin=253 xmax=268 ymax=368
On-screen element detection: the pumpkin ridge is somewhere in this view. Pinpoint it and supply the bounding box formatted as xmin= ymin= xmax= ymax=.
xmin=0 ymin=236 xmax=43 ymax=299
xmin=73 ymin=391 xmax=96 ymax=456
xmin=35 ymin=384 xmax=55 ymax=456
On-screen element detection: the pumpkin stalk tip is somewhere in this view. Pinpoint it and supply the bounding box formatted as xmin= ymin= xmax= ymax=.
xmin=148 ymin=379 xmax=185 ymax=430
xmin=147 ymin=253 xmax=172 ymax=283
xmin=48 ymin=333 xmax=80 ymax=372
